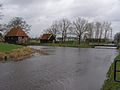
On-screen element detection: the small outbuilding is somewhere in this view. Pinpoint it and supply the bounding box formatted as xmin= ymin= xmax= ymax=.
xmin=40 ymin=34 xmax=55 ymax=43
xmin=5 ymin=27 xmax=29 ymax=44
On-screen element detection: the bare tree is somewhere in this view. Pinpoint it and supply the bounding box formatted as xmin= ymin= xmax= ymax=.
xmin=0 ymin=4 xmax=5 ymax=33
xmin=86 ymin=22 xmax=94 ymax=38
xmin=6 ymin=17 xmax=31 ymax=33
xmin=94 ymin=22 xmax=101 ymax=39
xmin=73 ymin=17 xmax=88 ymax=44
xmin=104 ymin=22 xmax=112 ymax=40
xmin=43 ymin=28 xmax=51 ymax=34
xmin=58 ymin=18 xmax=71 ymax=42
xmin=42 ymin=17 xmax=112 ymax=44
xmin=99 ymin=22 xmax=104 ymax=40
xmin=45 ymin=21 xmax=59 ymax=36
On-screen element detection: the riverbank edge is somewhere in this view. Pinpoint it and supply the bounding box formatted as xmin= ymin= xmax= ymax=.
xmin=102 ymin=54 xmax=120 ymax=90
xmin=0 ymin=47 xmax=48 ymax=61
xmin=29 ymin=43 xmax=94 ymax=48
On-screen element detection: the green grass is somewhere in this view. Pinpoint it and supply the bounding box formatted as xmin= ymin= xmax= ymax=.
xmin=47 ymin=42 xmax=92 ymax=48
xmin=28 ymin=39 xmax=41 ymax=45
xmin=29 ymin=39 xmax=40 ymax=43
xmin=0 ymin=43 xmax=23 ymax=52
xmin=102 ymin=54 xmax=120 ymax=90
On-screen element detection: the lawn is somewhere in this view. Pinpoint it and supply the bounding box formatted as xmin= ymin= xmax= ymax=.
xmin=102 ymin=54 xmax=120 ymax=90
xmin=0 ymin=43 xmax=23 ymax=52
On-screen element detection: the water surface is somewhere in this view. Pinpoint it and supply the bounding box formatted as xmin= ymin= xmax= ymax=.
xmin=0 ymin=46 xmax=117 ymax=90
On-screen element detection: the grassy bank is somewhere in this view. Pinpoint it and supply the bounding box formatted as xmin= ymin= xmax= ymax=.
xmin=28 ymin=40 xmax=93 ymax=48
xmin=47 ymin=42 xmax=92 ymax=48
xmin=0 ymin=43 xmax=23 ymax=52
xmin=102 ymin=54 xmax=120 ymax=90
xmin=0 ymin=43 xmax=49 ymax=61
xmin=0 ymin=43 xmax=34 ymax=61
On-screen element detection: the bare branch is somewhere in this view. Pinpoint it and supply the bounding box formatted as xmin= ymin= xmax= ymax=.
xmin=73 ymin=17 xmax=88 ymax=44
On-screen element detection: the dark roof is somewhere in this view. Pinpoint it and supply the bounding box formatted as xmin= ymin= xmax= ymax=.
xmin=40 ymin=34 xmax=53 ymax=40
xmin=5 ymin=27 xmax=28 ymax=37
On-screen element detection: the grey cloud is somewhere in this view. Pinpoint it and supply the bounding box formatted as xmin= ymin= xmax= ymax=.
xmin=5 ymin=0 xmax=45 ymax=6
xmin=1 ymin=0 xmax=120 ymax=37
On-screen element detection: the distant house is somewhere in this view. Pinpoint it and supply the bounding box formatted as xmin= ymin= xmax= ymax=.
xmin=40 ymin=34 xmax=55 ymax=43
xmin=5 ymin=27 xmax=29 ymax=44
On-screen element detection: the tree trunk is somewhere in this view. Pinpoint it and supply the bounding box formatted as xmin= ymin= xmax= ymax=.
xmin=78 ymin=35 xmax=81 ymax=44
xmin=104 ymin=30 xmax=107 ymax=40
xmin=61 ymin=33 xmax=64 ymax=43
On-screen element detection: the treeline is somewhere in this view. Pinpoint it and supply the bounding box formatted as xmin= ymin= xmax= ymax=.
xmin=0 ymin=4 xmax=113 ymax=44
xmin=43 ymin=17 xmax=112 ymax=44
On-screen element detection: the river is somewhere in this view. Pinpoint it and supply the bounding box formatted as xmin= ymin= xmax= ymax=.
xmin=0 ymin=46 xmax=118 ymax=90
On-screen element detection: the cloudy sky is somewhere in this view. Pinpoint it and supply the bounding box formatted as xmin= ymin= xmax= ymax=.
xmin=0 ymin=0 xmax=120 ymax=37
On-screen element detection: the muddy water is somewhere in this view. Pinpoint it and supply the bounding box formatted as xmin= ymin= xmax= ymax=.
xmin=0 ymin=46 xmax=118 ymax=90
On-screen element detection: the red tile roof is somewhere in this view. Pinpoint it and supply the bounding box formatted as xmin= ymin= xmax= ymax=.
xmin=40 ymin=34 xmax=52 ymax=40
xmin=5 ymin=27 xmax=28 ymax=37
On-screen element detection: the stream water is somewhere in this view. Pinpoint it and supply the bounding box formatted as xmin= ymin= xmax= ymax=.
xmin=0 ymin=46 xmax=118 ymax=90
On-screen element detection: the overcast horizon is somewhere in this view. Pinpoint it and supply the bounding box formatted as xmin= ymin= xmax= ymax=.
xmin=0 ymin=0 xmax=120 ymax=38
